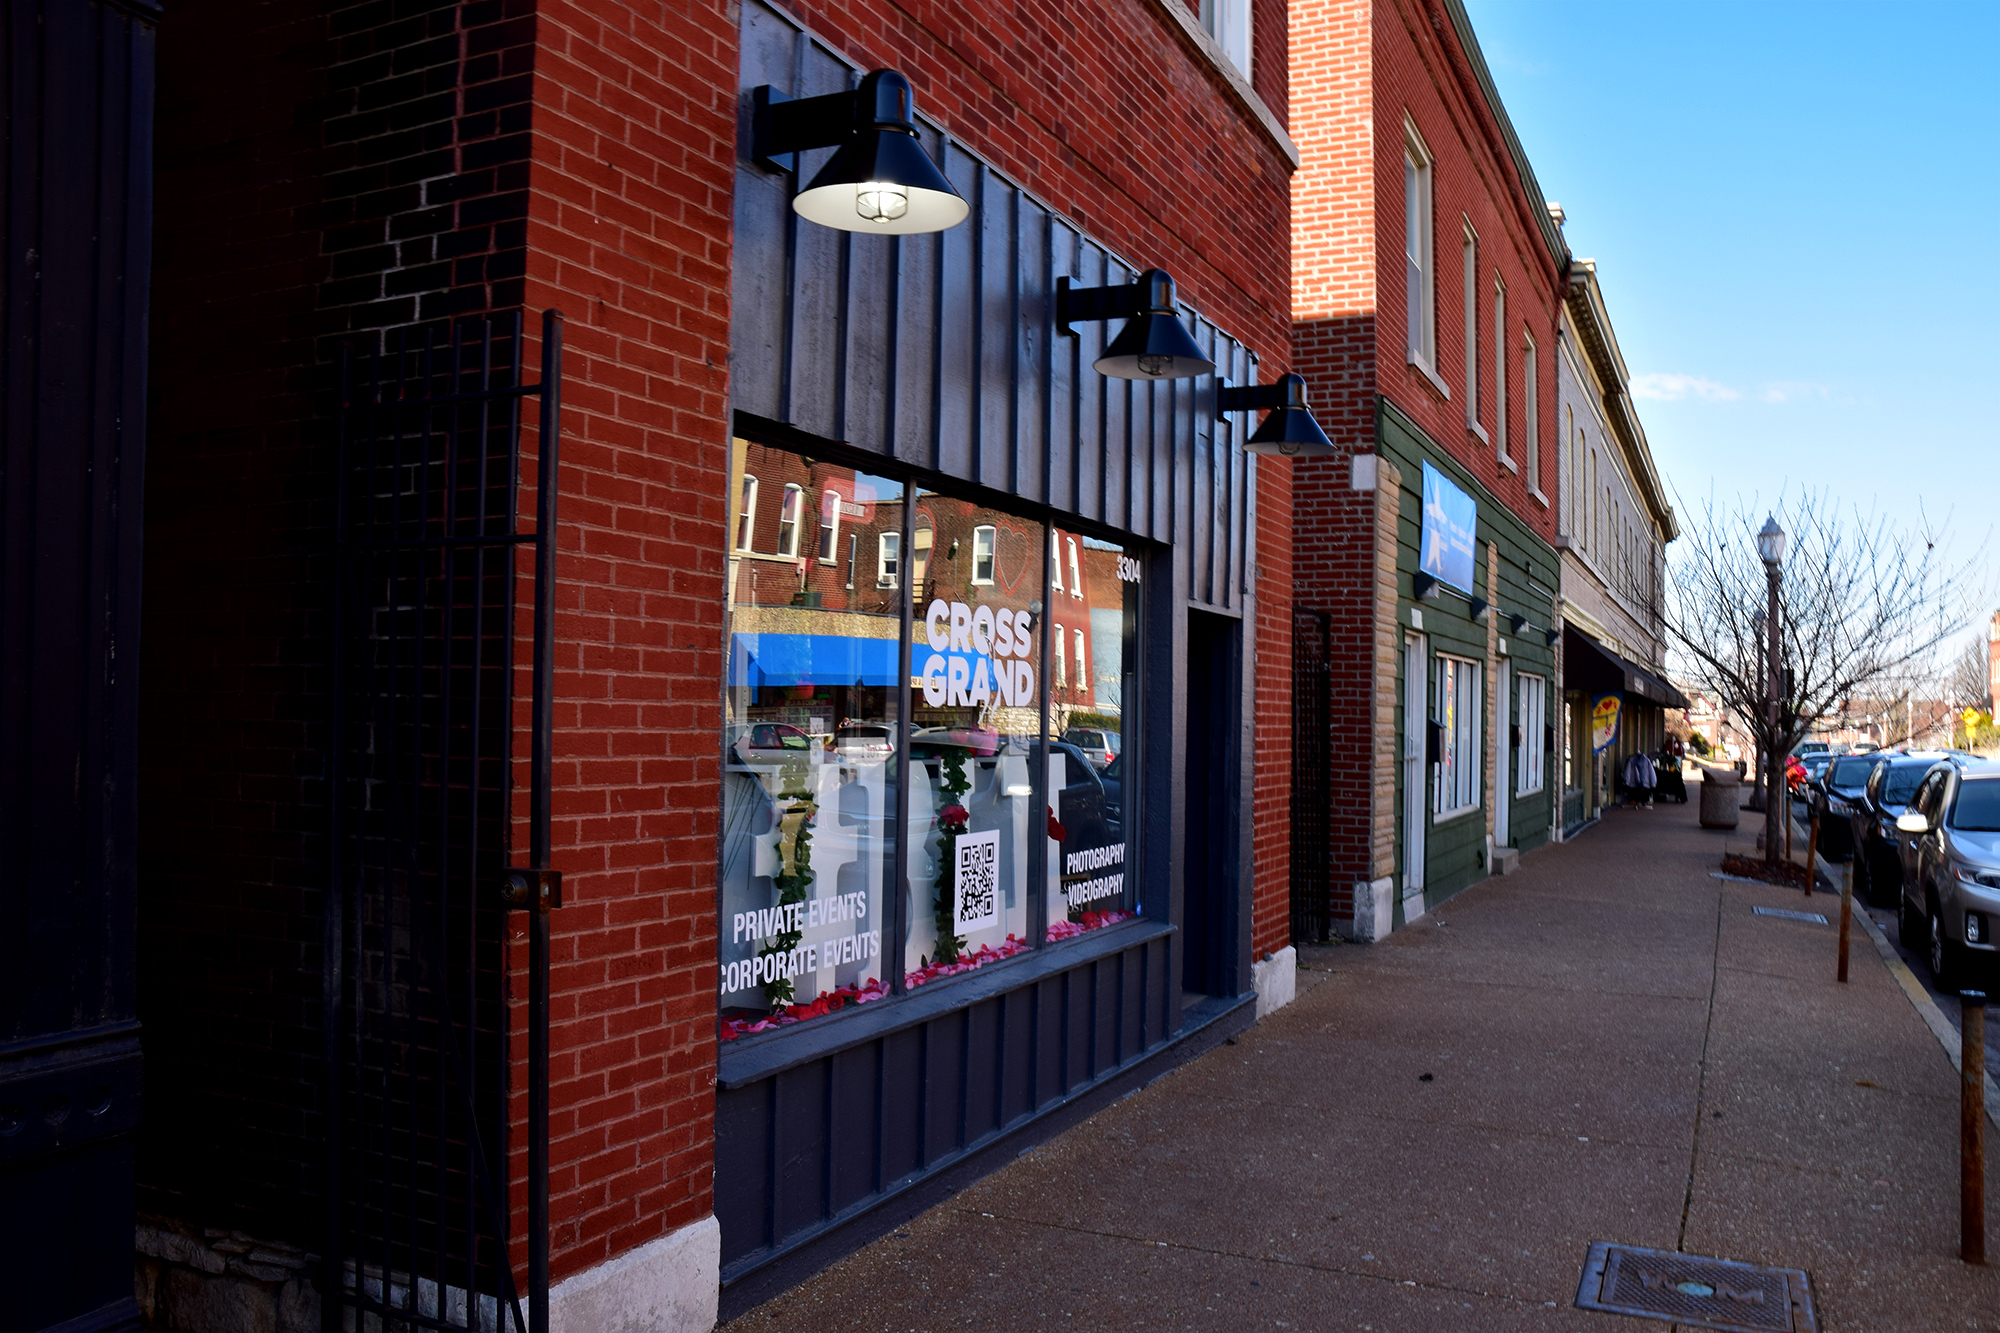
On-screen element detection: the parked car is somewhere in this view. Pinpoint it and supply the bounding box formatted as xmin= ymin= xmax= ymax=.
xmin=1891 ymin=759 xmax=2000 ymax=988
xmin=1060 ymin=726 xmax=1122 ymax=770
xmin=1851 ymin=752 xmax=1961 ymax=907
xmin=1795 ymin=740 xmax=1831 ymax=758
xmin=1028 ymin=739 xmax=1120 ymax=851
xmin=1812 ymin=752 xmax=1889 ymax=861
xmin=833 ymin=721 xmax=894 ymax=760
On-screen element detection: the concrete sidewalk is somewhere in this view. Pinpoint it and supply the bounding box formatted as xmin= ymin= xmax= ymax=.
xmin=723 ymin=794 xmax=2000 ymax=1331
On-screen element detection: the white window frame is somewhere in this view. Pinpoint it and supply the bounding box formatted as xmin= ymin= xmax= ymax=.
xmin=777 ymin=483 xmax=803 ymax=558
xmin=1493 ymin=280 xmax=1509 ymax=464
xmin=1073 ymin=627 xmax=1088 ymax=693
xmin=735 ymin=474 xmax=758 ymax=551
xmin=877 ymin=531 xmax=900 ymax=588
xmin=1404 ymin=125 xmax=1436 ymax=371
xmin=1067 ymin=537 xmax=1082 ymax=599
xmin=1523 ymin=333 xmax=1539 ymax=493
xmin=971 ymin=524 xmax=996 ymax=585
xmin=844 ymin=531 xmax=857 ymax=589
xmin=912 ymin=521 xmax=933 ymax=593
xmin=1462 ymin=226 xmax=1481 ymax=432
xmin=1433 ymin=653 xmax=1483 ymax=819
xmin=1050 ymin=529 xmax=1063 ymax=591
xmin=818 ymin=488 xmax=840 ymax=564
xmin=1201 ymin=0 xmax=1253 ymax=80
xmin=1517 ymin=673 xmax=1547 ymax=795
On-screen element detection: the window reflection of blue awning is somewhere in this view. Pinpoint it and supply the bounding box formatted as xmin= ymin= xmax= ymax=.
xmin=729 ymin=633 xmax=899 ymax=689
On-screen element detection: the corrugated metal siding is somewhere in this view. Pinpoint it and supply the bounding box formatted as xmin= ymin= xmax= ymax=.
xmin=733 ymin=0 xmax=1254 ymax=614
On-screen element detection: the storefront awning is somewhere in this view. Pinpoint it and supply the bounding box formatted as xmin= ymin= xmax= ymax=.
xmin=728 ymin=632 xmax=900 ymax=689
xmin=1562 ymin=627 xmax=1687 ymax=709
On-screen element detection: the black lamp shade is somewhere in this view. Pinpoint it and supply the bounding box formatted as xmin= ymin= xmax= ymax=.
xmin=790 ymin=71 xmax=969 ymax=235
xmin=1246 ymin=403 xmax=1336 ymax=457
xmin=1094 ymin=310 xmax=1214 ymax=380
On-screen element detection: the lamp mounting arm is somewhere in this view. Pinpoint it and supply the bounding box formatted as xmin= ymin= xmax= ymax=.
xmin=752 ymin=86 xmax=858 ymax=173
xmin=1056 ymin=269 xmax=1175 ymax=337
xmin=1216 ymin=376 xmax=1304 ymax=419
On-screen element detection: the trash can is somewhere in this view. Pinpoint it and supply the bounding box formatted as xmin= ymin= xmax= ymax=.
xmin=1699 ymin=764 xmax=1740 ymax=829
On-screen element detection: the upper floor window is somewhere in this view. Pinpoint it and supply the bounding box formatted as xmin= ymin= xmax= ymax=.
xmin=845 ymin=532 xmax=858 ymax=589
xmin=818 ymin=489 xmax=841 ymax=563
xmin=1201 ymin=0 xmax=1252 ymax=79
xmin=1523 ymin=334 xmax=1539 ymax=492
xmin=777 ymin=483 xmax=803 ymax=557
xmin=1050 ymin=529 xmax=1063 ymax=591
xmin=1493 ymin=280 xmax=1509 ymax=463
xmin=1404 ymin=127 xmax=1436 ymax=369
xmin=1074 ymin=628 xmax=1088 ymax=694
xmin=877 ymin=531 xmax=901 ymax=588
xmin=971 ymin=525 xmax=996 ymax=584
xmin=1462 ymin=228 xmax=1480 ymax=428
xmin=735 ymin=475 xmax=758 ymax=551
xmin=1067 ymin=537 xmax=1082 ymax=598
xmin=912 ymin=520 xmax=933 ymax=596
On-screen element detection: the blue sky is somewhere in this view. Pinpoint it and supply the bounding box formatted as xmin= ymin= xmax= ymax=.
xmin=1463 ymin=0 xmax=1999 ymax=646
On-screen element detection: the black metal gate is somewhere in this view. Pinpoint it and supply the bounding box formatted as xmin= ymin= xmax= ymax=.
xmin=326 ymin=310 xmax=563 ymax=1333
xmin=1290 ymin=608 xmax=1334 ymax=942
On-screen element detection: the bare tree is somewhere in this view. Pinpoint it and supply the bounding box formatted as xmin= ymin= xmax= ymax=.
xmin=1948 ymin=635 xmax=1993 ymax=712
xmin=1666 ymin=490 xmax=1981 ymax=863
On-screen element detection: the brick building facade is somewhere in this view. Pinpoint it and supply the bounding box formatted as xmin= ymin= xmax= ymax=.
xmin=1289 ymin=0 xmax=1567 ymax=937
xmin=123 ymin=0 xmax=1303 ymax=1330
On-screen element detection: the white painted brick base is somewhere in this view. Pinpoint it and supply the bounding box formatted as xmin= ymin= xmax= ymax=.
xmin=549 ymin=1214 xmax=720 ymax=1333
xmin=1251 ymin=946 xmax=1297 ymax=1019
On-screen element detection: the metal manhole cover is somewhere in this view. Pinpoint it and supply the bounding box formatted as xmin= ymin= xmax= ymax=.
xmin=1576 ymin=1243 xmax=1816 ymax=1332
xmin=1752 ymin=906 xmax=1828 ymax=925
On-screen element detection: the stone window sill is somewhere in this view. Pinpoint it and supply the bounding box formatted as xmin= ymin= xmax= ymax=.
xmin=1147 ymin=1 xmax=1300 ymax=169
xmin=1408 ymin=354 xmax=1451 ymax=401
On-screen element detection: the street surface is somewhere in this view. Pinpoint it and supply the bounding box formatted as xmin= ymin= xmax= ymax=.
xmin=726 ymin=786 xmax=2000 ymax=1331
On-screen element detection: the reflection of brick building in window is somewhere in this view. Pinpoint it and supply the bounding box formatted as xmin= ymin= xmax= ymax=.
xmin=729 ymin=441 xmax=907 ymax=618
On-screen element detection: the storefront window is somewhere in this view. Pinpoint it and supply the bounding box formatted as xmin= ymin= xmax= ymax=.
xmin=1434 ymin=654 xmax=1481 ymax=817
xmin=721 ymin=446 xmax=1143 ymax=1041
xmin=906 ymin=497 xmax=1040 ymax=984
xmin=1048 ymin=531 xmax=1139 ymax=940
xmin=721 ymin=442 xmax=904 ymax=1039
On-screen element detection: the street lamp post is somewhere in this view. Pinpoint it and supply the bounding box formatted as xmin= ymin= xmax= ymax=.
xmin=1758 ymin=515 xmax=1788 ymax=867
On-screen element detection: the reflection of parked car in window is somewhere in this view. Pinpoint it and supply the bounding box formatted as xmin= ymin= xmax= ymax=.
xmin=1892 ymin=760 xmax=2000 ymax=988
xmin=833 ymin=722 xmax=893 ymax=759
xmin=909 ymin=724 xmax=1003 ymax=759
xmin=1028 ymin=740 xmax=1119 ymax=851
xmin=1060 ymin=727 xmax=1121 ymax=770
xmin=728 ymin=721 xmax=814 ymax=762
xmin=1099 ymin=752 xmax=1123 ymax=823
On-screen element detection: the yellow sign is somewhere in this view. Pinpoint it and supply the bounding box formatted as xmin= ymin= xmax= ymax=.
xmin=1591 ymin=694 xmax=1622 ymax=752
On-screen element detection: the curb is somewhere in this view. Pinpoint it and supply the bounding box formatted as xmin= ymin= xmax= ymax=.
xmin=1845 ymin=880 xmax=2000 ymax=1131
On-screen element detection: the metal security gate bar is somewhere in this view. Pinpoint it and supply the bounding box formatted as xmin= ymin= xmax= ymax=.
xmin=1290 ymin=608 xmax=1334 ymax=942
xmin=327 ymin=310 xmax=563 ymax=1333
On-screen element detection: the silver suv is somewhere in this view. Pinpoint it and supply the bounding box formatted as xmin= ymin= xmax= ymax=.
xmin=1894 ymin=759 xmax=2000 ymax=989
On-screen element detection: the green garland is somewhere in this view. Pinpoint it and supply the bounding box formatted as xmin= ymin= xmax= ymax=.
xmin=760 ymin=782 xmax=814 ymax=1006
xmin=929 ymin=749 xmax=971 ymax=965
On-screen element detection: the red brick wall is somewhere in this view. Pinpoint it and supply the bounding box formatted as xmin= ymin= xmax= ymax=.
xmin=514 ymin=0 xmax=737 ymax=1280
xmin=1289 ymin=0 xmax=1562 ymax=920
xmin=515 ymin=0 xmax=1297 ymax=1280
xmin=1368 ymin=0 xmax=1561 ymax=535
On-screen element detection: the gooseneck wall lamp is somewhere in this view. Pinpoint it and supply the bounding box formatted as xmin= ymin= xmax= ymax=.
xmin=752 ymin=70 xmax=969 ymax=235
xmin=1056 ymin=269 xmax=1215 ymax=380
xmin=1216 ymin=373 xmax=1337 ymax=457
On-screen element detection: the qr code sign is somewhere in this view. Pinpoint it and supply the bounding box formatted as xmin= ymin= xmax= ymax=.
xmin=954 ymin=828 xmax=1001 ymax=933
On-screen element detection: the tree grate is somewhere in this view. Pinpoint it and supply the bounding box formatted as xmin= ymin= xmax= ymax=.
xmin=1575 ymin=1243 xmax=1816 ymax=1332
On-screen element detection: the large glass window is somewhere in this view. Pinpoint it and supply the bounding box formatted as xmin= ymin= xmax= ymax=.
xmin=1434 ymin=654 xmax=1481 ymax=817
xmin=723 ymin=448 xmax=1143 ymax=1042
xmin=907 ymin=498 xmax=1041 ymax=983
xmin=1049 ymin=531 xmax=1139 ymax=937
xmin=721 ymin=446 xmax=904 ymax=1040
